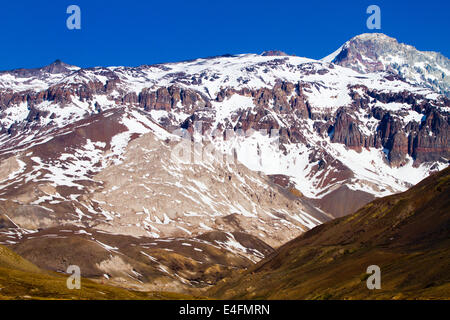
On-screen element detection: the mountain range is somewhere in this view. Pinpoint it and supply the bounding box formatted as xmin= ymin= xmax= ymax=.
xmin=0 ymin=33 xmax=448 ymax=296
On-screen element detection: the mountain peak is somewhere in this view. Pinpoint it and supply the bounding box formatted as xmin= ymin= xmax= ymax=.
xmin=323 ymin=33 xmax=450 ymax=97
xmin=41 ymin=59 xmax=78 ymax=74
xmin=352 ymin=32 xmax=395 ymax=41
xmin=261 ymin=50 xmax=289 ymax=57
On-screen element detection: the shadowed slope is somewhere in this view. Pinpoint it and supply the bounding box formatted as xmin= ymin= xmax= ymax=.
xmin=0 ymin=244 xmax=198 ymax=300
xmin=209 ymin=167 xmax=450 ymax=299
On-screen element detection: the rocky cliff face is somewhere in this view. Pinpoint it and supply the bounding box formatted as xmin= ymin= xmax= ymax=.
xmin=329 ymin=87 xmax=449 ymax=166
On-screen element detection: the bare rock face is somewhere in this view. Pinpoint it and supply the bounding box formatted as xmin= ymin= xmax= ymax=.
xmin=412 ymin=111 xmax=449 ymax=163
xmin=331 ymin=108 xmax=364 ymax=150
xmin=137 ymin=85 xmax=211 ymax=116
xmin=389 ymin=132 xmax=409 ymax=166
xmin=323 ymin=86 xmax=450 ymax=166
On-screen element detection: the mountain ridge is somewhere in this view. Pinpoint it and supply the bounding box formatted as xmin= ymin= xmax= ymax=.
xmin=209 ymin=166 xmax=450 ymax=299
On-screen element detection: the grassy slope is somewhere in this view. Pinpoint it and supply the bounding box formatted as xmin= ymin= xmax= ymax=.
xmin=0 ymin=245 xmax=197 ymax=300
xmin=209 ymin=167 xmax=450 ymax=299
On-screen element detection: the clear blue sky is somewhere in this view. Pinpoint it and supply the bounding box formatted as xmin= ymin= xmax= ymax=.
xmin=0 ymin=0 xmax=449 ymax=70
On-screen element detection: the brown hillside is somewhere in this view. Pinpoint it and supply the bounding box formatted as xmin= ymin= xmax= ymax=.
xmin=209 ymin=167 xmax=450 ymax=299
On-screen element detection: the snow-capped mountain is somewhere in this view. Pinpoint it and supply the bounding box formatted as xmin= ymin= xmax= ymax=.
xmin=0 ymin=33 xmax=448 ymax=290
xmin=323 ymin=33 xmax=450 ymax=97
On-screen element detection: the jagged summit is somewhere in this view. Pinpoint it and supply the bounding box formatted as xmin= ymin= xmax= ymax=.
xmin=323 ymin=33 xmax=450 ymax=97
